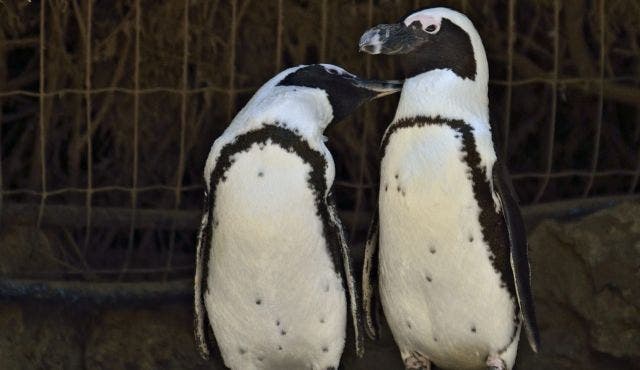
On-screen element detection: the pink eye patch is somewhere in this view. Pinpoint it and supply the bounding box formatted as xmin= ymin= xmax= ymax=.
xmin=403 ymin=13 xmax=441 ymax=32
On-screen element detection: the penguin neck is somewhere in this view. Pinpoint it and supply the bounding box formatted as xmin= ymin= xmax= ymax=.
xmin=394 ymin=69 xmax=489 ymax=128
xmin=227 ymin=87 xmax=331 ymax=142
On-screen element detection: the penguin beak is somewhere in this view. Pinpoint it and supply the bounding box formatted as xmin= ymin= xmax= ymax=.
xmin=358 ymin=23 xmax=418 ymax=55
xmin=353 ymin=78 xmax=403 ymax=99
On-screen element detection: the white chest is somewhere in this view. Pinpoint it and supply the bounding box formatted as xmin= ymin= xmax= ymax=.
xmin=205 ymin=143 xmax=346 ymax=370
xmin=377 ymin=125 xmax=517 ymax=369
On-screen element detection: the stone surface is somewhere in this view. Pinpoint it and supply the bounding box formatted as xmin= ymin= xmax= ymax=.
xmin=0 ymin=302 xmax=84 ymax=370
xmin=84 ymin=304 xmax=212 ymax=370
xmin=517 ymin=201 xmax=640 ymax=370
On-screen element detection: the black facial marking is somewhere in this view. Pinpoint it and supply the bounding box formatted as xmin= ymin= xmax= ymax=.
xmin=374 ymin=18 xmax=476 ymax=80
xmin=381 ymin=116 xmax=518 ymax=322
xmin=200 ymin=124 xmax=345 ymax=353
xmin=277 ymin=65 xmax=376 ymax=125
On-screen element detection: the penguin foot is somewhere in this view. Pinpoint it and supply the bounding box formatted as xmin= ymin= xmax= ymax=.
xmin=486 ymin=354 xmax=506 ymax=370
xmin=403 ymin=351 xmax=431 ymax=370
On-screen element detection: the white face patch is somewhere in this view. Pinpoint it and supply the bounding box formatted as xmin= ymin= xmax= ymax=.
xmin=403 ymin=12 xmax=442 ymax=34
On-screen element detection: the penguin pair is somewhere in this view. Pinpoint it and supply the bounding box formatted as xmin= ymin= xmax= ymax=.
xmin=195 ymin=7 xmax=539 ymax=370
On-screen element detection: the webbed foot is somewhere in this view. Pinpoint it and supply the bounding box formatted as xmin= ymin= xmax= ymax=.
xmin=403 ymin=351 xmax=431 ymax=370
xmin=486 ymin=354 xmax=506 ymax=370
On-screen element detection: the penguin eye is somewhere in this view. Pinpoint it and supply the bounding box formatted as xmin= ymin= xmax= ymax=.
xmin=425 ymin=24 xmax=438 ymax=34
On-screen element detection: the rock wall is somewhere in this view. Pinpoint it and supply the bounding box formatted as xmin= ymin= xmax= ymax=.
xmin=518 ymin=202 xmax=640 ymax=370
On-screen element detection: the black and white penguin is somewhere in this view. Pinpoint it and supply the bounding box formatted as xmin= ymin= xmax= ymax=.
xmin=358 ymin=8 xmax=540 ymax=370
xmin=194 ymin=64 xmax=401 ymax=370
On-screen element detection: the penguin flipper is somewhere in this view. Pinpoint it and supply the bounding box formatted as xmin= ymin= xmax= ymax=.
xmin=362 ymin=206 xmax=380 ymax=340
xmin=492 ymin=161 xmax=541 ymax=352
xmin=194 ymin=185 xmax=222 ymax=361
xmin=327 ymin=193 xmax=365 ymax=358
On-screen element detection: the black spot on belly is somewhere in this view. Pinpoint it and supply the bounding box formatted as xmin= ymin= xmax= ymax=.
xmin=397 ymin=186 xmax=401 ymax=193
xmin=257 ymin=357 xmax=263 ymax=362
xmin=276 ymin=320 xmax=280 ymax=326
xmin=277 ymin=345 xmax=283 ymax=351
xmin=324 ymin=284 xmax=330 ymax=292
xmin=406 ymin=321 xmax=412 ymax=329
xmin=385 ymin=184 xmax=388 ymax=192
xmin=426 ymin=274 xmax=432 ymax=282
xmin=469 ymin=235 xmax=474 ymax=243
xmin=471 ymin=325 xmax=477 ymax=333
xmin=320 ymin=317 xmax=325 ymax=324
xmin=322 ymin=346 xmax=329 ymax=353
xmin=280 ymin=329 xmax=287 ymax=336
xmin=395 ymin=173 xmax=399 ymax=179
xmin=429 ymin=246 xmax=436 ymax=254
xmin=255 ymin=298 xmax=262 ymax=305
xmin=257 ymin=171 xmax=264 ymax=177
xmin=239 ymin=348 xmax=246 ymax=355
xmin=433 ymin=337 xmax=438 ymax=342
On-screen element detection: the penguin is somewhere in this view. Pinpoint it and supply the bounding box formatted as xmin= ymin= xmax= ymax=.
xmin=358 ymin=8 xmax=540 ymax=370
xmin=193 ymin=64 xmax=402 ymax=370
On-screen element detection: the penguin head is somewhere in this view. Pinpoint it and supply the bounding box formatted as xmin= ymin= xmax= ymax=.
xmin=276 ymin=64 xmax=402 ymax=126
xmin=358 ymin=7 xmax=487 ymax=84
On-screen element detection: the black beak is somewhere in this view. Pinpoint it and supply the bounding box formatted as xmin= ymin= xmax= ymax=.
xmin=358 ymin=23 xmax=419 ymax=55
xmin=353 ymin=78 xmax=403 ymax=99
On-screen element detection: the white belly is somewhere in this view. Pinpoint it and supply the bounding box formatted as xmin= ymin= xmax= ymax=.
xmin=378 ymin=125 xmax=517 ymax=369
xmin=205 ymin=143 xmax=346 ymax=370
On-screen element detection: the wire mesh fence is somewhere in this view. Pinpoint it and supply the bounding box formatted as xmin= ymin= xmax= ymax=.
xmin=0 ymin=0 xmax=639 ymax=282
